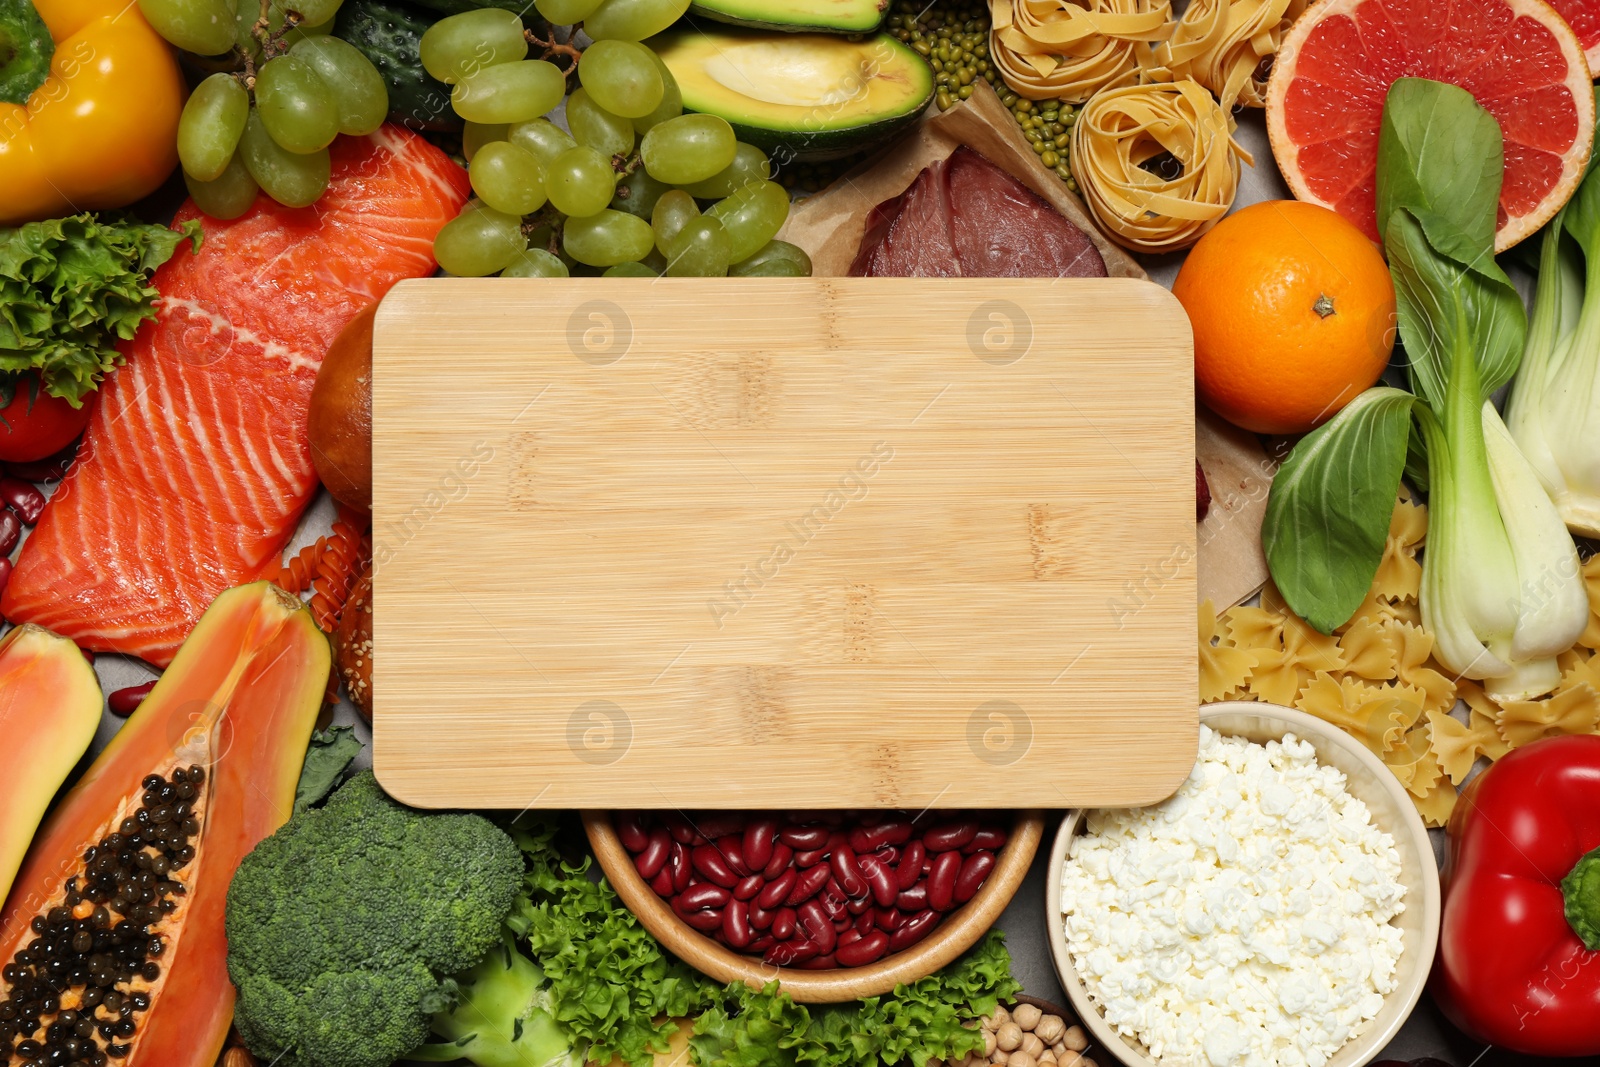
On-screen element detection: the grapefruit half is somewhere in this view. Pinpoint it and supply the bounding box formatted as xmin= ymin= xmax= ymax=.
xmin=1266 ymin=0 xmax=1595 ymax=251
xmin=1549 ymin=0 xmax=1600 ymax=68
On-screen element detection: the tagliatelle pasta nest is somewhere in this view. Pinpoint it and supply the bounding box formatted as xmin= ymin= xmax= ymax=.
xmin=989 ymin=0 xmax=1174 ymax=103
xmin=1151 ymin=0 xmax=1308 ymax=108
xmin=1200 ymin=499 xmax=1600 ymax=827
xmin=1069 ymin=79 xmax=1246 ymax=253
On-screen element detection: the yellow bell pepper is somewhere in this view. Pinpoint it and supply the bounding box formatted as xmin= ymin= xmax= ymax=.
xmin=0 ymin=0 xmax=185 ymax=225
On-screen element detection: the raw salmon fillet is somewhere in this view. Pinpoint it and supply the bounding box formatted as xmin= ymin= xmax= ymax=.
xmin=2 ymin=127 xmax=469 ymax=666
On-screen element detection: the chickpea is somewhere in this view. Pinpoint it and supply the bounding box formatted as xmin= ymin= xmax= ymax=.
xmin=1051 ymin=1043 xmax=1068 ymax=1059
xmin=1034 ymin=1015 xmax=1066 ymax=1045
xmin=990 ymin=1049 xmax=1009 ymax=1065
xmin=996 ymin=1023 xmax=1024 ymax=1053
xmin=1037 ymin=1054 xmax=1056 ymax=1067
xmin=988 ymin=1006 xmax=1012 ymax=1029
xmin=1020 ymin=1034 xmax=1044 ymax=1059
xmin=1012 ymin=1004 xmax=1043 ymax=1031
xmin=984 ymin=1031 xmax=997 ymax=1057
xmin=1063 ymin=1025 xmax=1089 ymax=1053
xmin=1006 ymin=1052 xmax=1036 ymax=1067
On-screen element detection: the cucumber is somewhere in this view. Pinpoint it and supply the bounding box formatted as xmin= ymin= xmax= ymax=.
xmin=333 ymin=0 xmax=548 ymax=131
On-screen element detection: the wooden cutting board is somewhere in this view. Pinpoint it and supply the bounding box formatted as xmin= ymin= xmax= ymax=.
xmin=370 ymin=278 xmax=1198 ymax=809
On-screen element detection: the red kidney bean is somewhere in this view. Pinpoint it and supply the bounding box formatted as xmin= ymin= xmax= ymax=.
xmin=820 ymin=880 xmax=849 ymax=919
xmin=829 ymin=846 xmax=866 ymax=898
xmin=888 ymin=909 xmax=938 ymax=952
xmin=928 ymin=851 xmax=961 ymax=911
xmin=894 ymin=841 xmax=926 ymax=891
xmin=764 ymin=939 xmax=819 ymax=966
xmin=849 ymin=821 xmax=913 ymax=853
xmin=733 ymin=874 xmax=763 ymax=901
xmin=698 ymin=813 xmax=746 ymax=840
xmin=857 ymin=854 xmax=898 ymax=908
xmin=896 ymin=885 xmax=928 ymax=911
xmin=664 ymin=814 xmax=699 ymax=845
xmin=878 ymin=907 xmax=905 ymax=932
xmin=923 ymin=821 xmax=979 ymax=852
xmin=780 ymin=826 xmax=831 ymax=850
xmin=4 ymin=446 xmax=74 ymax=483
xmin=794 ymin=848 xmax=827 ymax=868
xmin=0 ymin=508 xmax=19 ymax=557
xmin=677 ymin=884 xmax=731 ymax=911
xmin=723 ymin=900 xmax=752 ymax=949
xmin=785 ymin=865 xmax=829 ymax=906
xmin=854 ymin=910 xmax=875 ymax=935
xmin=108 ymin=680 xmax=156 ymax=718
xmin=616 ymin=813 xmax=648 ymax=853
xmin=743 ymin=820 xmax=777 ymax=872
xmin=966 ymin=828 xmax=1008 ymax=853
xmin=798 ymin=900 xmax=836 ymax=954
xmin=875 ymin=846 xmax=900 ymax=868
xmin=0 ymin=478 xmax=44 ymax=525
xmin=749 ymin=902 xmax=774 ymax=930
xmin=714 ymin=835 xmax=749 ymax=877
xmin=837 ymin=930 xmax=890 ymax=967
xmin=796 ymin=953 xmax=837 ymax=970
xmin=692 ymin=844 xmax=739 ymax=888
xmin=0 ymin=556 xmax=11 ymax=601
xmin=670 ymin=843 xmax=693 ymax=893
xmin=758 ymin=869 xmax=796 ymax=910
xmin=954 ymin=851 xmax=995 ymax=904
xmin=831 ymin=913 xmax=852 ymax=932
xmin=636 ymin=828 xmax=671 ymax=880
xmin=771 ymin=907 xmax=797 ymax=941
xmin=682 ymin=909 xmax=724 ymax=933
xmin=762 ymin=843 xmax=793 ymax=880
xmin=836 ymin=929 xmax=863 ymax=950
xmin=827 ymin=830 xmax=849 ymax=854
xmin=650 ymin=868 xmax=673 ymax=896
xmin=748 ymin=934 xmax=775 ymax=953
xmin=844 ymin=893 xmax=871 ymax=917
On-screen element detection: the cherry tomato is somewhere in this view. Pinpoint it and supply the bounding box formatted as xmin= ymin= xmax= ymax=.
xmin=0 ymin=375 xmax=94 ymax=462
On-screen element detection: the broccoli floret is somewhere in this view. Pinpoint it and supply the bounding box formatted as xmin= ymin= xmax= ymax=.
xmin=225 ymin=772 xmax=525 ymax=1067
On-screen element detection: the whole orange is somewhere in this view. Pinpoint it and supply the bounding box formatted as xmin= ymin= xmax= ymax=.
xmin=1174 ymin=200 xmax=1396 ymax=435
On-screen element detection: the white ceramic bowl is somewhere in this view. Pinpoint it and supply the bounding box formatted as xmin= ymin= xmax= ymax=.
xmin=1045 ymin=702 xmax=1441 ymax=1067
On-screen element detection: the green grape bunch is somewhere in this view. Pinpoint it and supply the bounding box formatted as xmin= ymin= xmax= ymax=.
xmin=429 ymin=0 xmax=811 ymax=279
xmin=147 ymin=0 xmax=392 ymax=216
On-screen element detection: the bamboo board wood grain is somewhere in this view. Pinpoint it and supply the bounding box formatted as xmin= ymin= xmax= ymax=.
xmin=369 ymin=278 xmax=1198 ymax=809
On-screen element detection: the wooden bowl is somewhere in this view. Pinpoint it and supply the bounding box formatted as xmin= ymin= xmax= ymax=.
xmin=1045 ymin=703 xmax=1441 ymax=1067
xmin=586 ymin=810 xmax=1044 ymax=1003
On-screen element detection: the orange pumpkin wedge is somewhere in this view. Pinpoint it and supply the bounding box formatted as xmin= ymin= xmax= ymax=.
xmin=0 ymin=625 xmax=102 ymax=907
xmin=0 ymin=582 xmax=330 ymax=1067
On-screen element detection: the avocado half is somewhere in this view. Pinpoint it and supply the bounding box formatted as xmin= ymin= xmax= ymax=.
xmin=650 ymin=27 xmax=934 ymax=162
xmin=688 ymin=0 xmax=889 ymax=33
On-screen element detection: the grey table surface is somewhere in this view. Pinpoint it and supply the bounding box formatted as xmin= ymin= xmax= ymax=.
xmin=55 ymin=108 xmax=1600 ymax=1067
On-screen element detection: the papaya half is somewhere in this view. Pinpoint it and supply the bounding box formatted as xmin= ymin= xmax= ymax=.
xmin=0 ymin=582 xmax=330 ymax=1067
xmin=0 ymin=625 xmax=102 ymax=908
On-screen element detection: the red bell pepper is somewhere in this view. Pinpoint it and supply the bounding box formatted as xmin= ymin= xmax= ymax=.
xmin=1433 ymin=734 xmax=1600 ymax=1057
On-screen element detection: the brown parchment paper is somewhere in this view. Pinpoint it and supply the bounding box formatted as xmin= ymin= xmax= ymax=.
xmin=778 ymin=80 xmax=1146 ymax=279
xmin=1197 ymin=405 xmax=1276 ymax=609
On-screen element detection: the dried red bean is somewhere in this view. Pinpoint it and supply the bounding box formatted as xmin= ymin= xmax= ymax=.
xmin=4 ymin=447 xmax=73 ymax=483
xmin=616 ymin=813 xmax=649 ymax=853
xmin=844 ymin=892 xmax=871 ymax=917
xmin=888 ymin=909 xmax=938 ymax=952
xmin=677 ymin=884 xmax=731 ymax=911
xmin=758 ymin=869 xmax=796 ymax=909
xmin=0 ymin=508 xmax=19 ymax=557
xmin=749 ymin=902 xmax=774 ymax=930
xmin=785 ymin=864 xmax=829 ymax=906
xmin=793 ymin=848 xmax=827 ymax=868
xmin=107 ymin=680 xmax=156 ymax=717
xmin=836 ymin=928 xmax=864 ymax=950
xmin=967 ymin=828 xmax=1008 ymax=852
xmin=836 ymin=930 xmax=890 ymax=966
xmin=878 ymin=907 xmax=905 ymax=932
xmin=670 ymin=842 xmax=693 ymax=893
xmin=0 ymin=479 xmax=43 ymax=525
xmin=650 ymin=868 xmax=674 ymax=896
xmin=798 ymin=900 xmax=835 ymax=953
xmin=780 ymin=826 xmax=830 ymax=850
xmin=748 ymin=934 xmax=775 ymax=953
xmin=954 ymin=851 xmax=995 ymax=904
xmin=829 ymin=846 xmax=866 ymax=898
xmin=764 ymin=939 xmax=819 ymax=966
xmin=724 ymin=900 xmax=752 ymax=949
xmin=928 ymin=850 xmax=961 ymax=911
xmin=635 ymin=828 xmax=671 ymax=880
xmin=857 ymin=853 xmax=898 ymax=908
xmin=762 ymin=842 xmax=793 ymax=880
xmin=714 ymin=834 xmax=749 ymax=876
xmin=849 ymin=821 xmax=912 ymax=853
xmin=896 ymin=885 xmax=928 ymax=910
xmin=923 ymin=821 xmax=979 ymax=852
xmin=743 ymin=819 xmax=777 ymax=872
xmin=682 ymin=909 xmax=723 ymax=933
xmin=733 ymin=874 xmax=763 ymax=901
xmin=698 ymin=813 xmax=746 ymax=840
xmin=664 ymin=813 xmax=699 ymax=845
xmin=820 ymin=880 xmax=849 ymax=919
xmin=832 ymin=913 xmax=852 ymax=932
xmin=875 ymin=846 xmax=900 ymax=867
xmin=796 ymin=953 xmax=837 ymax=970
xmin=692 ymin=844 xmax=739 ymax=888
xmin=771 ymin=907 xmax=797 ymax=941
xmin=895 ymin=841 xmax=926 ymax=890
xmin=854 ymin=910 xmax=875 ymax=935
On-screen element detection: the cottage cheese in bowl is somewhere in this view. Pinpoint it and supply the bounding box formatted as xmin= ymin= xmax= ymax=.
xmin=1058 ymin=725 xmax=1407 ymax=1067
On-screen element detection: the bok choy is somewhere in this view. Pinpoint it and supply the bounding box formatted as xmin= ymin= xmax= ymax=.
xmin=1261 ymin=78 xmax=1589 ymax=701
xmin=1506 ymin=118 xmax=1600 ymax=539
